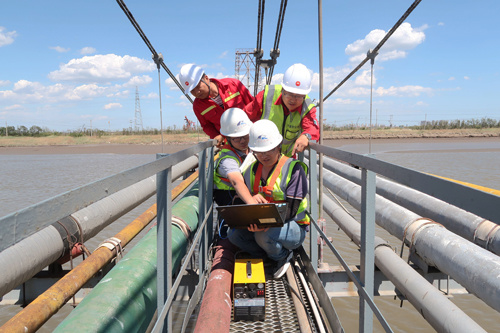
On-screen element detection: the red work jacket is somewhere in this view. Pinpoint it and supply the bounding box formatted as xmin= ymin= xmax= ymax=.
xmin=192 ymin=78 xmax=254 ymax=139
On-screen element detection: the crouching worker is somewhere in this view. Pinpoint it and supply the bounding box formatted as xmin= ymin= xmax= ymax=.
xmin=213 ymin=108 xmax=259 ymax=207
xmin=227 ymin=119 xmax=310 ymax=279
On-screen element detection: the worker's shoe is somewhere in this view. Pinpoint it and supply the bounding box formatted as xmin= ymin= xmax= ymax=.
xmin=273 ymin=251 xmax=293 ymax=279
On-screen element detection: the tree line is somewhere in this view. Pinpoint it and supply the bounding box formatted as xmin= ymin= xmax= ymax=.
xmin=0 ymin=125 xmax=203 ymax=137
xmin=323 ymin=117 xmax=500 ymax=131
xmin=1 ymin=117 xmax=499 ymax=137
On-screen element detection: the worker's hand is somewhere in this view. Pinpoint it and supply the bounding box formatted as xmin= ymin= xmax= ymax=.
xmin=248 ymin=224 xmax=269 ymax=233
xmin=252 ymin=194 xmax=268 ymax=204
xmin=214 ymin=134 xmax=225 ymax=148
xmin=291 ymin=134 xmax=309 ymax=156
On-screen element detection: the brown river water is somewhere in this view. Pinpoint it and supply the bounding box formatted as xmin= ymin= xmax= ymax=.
xmin=0 ymin=137 xmax=499 ymax=332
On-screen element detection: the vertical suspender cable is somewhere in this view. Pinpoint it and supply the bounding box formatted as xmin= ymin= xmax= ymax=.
xmin=320 ymin=0 xmax=421 ymax=104
xmin=368 ymin=50 xmax=377 ymax=154
xmin=267 ymin=0 xmax=288 ymax=84
xmin=317 ymin=0 xmax=324 ymax=217
xmin=254 ymin=0 xmax=265 ymax=96
xmin=153 ymin=53 xmax=165 ymax=153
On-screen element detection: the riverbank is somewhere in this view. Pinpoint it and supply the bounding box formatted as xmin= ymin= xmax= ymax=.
xmin=0 ymin=128 xmax=498 ymax=155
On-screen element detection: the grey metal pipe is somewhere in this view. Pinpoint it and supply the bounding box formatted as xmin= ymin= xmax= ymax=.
xmin=286 ymin=267 xmax=312 ymax=333
xmin=294 ymin=262 xmax=327 ymax=333
xmin=309 ymin=153 xmax=500 ymax=256
xmin=0 ymin=156 xmax=198 ymax=298
xmin=322 ymin=195 xmax=486 ymax=332
xmin=317 ymin=164 xmax=500 ymax=313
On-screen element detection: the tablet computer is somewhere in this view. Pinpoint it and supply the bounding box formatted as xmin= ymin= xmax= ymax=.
xmin=216 ymin=203 xmax=287 ymax=229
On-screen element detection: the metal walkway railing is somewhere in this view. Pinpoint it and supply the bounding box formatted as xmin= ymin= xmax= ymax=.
xmin=2 ymin=139 xmax=499 ymax=332
xmin=304 ymin=142 xmax=500 ymax=333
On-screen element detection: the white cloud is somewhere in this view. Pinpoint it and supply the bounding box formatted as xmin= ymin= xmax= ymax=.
xmin=67 ymin=84 xmax=108 ymax=100
xmin=166 ymin=76 xmax=182 ymax=91
xmin=0 ymin=80 xmax=66 ymax=103
xmin=48 ymin=54 xmax=156 ymax=83
xmin=144 ymin=92 xmax=158 ymax=99
xmin=107 ymin=90 xmax=130 ymax=98
xmin=5 ymin=104 xmax=22 ymax=110
xmin=214 ymin=72 xmax=228 ymax=80
xmin=104 ymin=103 xmax=122 ymax=110
xmin=438 ymin=22 xmax=445 ymax=26
xmin=328 ymin=98 xmax=365 ymax=105
xmin=347 ymin=87 xmax=371 ymax=96
xmin=50 ymin=46 xmax=70 ymax=53
xmin=219 ymin=51 xmax=228 ymax=58
xmin=375 ymin=85 xmax=432 ymax=97
xmin=354 ymin=70 xmax=375 ymax=86
xmin=415 ymin=101 xmax=428 ymax=107
xmin=0 ymin=26 xmax=17 ymax=47
xmin=123 ymin=75 xmax=153 ymax=88
xmin=0 ymin=80 xmax=10 ymax=86
xmin=80 ymin=47 xmax=96 ymax=55
xmin=464 ymin=76 xmax=470 ymax=80
xmin=309 ymin=66 xmax=352 ymax=94
xmin=448 ymin=77 xmax=455 ymax=81
xmin=345 ymin=22 xmax=425 ymax=62
xmin=0 ymin=79 xmax=121 ymax=105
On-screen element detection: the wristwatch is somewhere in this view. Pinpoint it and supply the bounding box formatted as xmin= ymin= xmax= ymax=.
xmin=303 ymin=133 xmax=312 ymax=141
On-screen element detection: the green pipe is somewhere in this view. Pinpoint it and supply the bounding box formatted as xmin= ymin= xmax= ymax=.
xmin=54 ymin=184 xmax=200 ymax=333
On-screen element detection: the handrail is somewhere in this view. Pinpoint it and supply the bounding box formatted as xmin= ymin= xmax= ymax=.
xmin=309 ymin=142 xmax=500 ymax=224
xmin=307 ymin=212 xmax=393 ymax=333
xmin=0 ymin=168 xmax=202 ymax=333
xmin=306 ymin=142 xmax=497 ymax=332
xmin=0 ymin=141 xmax=213 ymax=253
xmin=155 ymin=143 xmax=215 ymax=332
xmin=152 ymin=201 xmax=213 ymax=333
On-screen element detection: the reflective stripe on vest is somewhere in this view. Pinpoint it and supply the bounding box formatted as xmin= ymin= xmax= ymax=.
xmin=262 ymin=85 xmax=315 ymax=157
xmin=244 ymin=156 xmax=310 ymax=225
xmin=201 ymin=105 xmax=216 ymax=116
xmin=214 ymin=145 xmax=243 ymax=190
xmin=253 ymin=155 xmax=290 ymax=199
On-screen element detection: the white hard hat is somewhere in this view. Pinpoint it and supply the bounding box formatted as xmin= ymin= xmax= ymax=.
xmin=220 ymin=108 xmax=253 ymax=137
xmin=248 ymin=119 xmax=283 ymax=152
xmin=179 ymin=64 xmax=204 ymax=95
xmin=281 ymin=63 xmax=312 ymax=95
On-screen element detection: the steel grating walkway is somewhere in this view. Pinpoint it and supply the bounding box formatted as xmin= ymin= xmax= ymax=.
xmin=230 ymin=278 xmax=299 ymax=332
xmin=229 ymin=258 xmax=320 ymax=333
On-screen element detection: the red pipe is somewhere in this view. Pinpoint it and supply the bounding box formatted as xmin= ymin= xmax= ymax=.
xmin=194 ymin=238 xmax=238 ymax=333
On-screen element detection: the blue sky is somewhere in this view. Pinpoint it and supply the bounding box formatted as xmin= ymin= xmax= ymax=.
xmin=1 ymin=0 xmax=499 ymax=132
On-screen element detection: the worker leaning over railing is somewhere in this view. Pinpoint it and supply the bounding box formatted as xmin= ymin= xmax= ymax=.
xmin=180 ymin=64 xmax=254 ymax=149
xmin=228 ymin=119 xmax=310 ymax=279
xmin=244 ymin=63 xmax=319 ymax=157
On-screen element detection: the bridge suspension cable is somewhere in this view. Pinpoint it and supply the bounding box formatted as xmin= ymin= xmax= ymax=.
xmin=253 ymin=0 xmax=288 ymax=95
xmin=267 ymin=0 xmax=288 ymax=84
xmin=116 ymin=0 xmax=193 ymax=104
xmin=320 ymin=0 xmax=422 ymax=105
xmin=253 ymin=0 xmax=265 ymax=95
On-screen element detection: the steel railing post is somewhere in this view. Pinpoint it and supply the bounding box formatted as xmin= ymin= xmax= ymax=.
xmin=198 ymin=149 xmax=208 ymax=276
xmin=156 ymin=153 xmax=172 ymax=333
xmin=360 ymin=167 xmax=376 ymax=333
xmin=308 ymin=148 xmax=319 ymax=272
xmin=207 ymin=146 xmax=214 ymax=246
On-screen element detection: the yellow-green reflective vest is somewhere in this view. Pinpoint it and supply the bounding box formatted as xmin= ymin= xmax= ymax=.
xmin=243 ymin=157 xmax=310 ymax=225
xmin=262 ymin=84 xmax=315 ymax=157
xmin=213 ymin=146 xmax=243 ymax=190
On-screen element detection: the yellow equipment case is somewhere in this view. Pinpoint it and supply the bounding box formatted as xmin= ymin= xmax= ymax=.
xmin=233 ymin=258 xmax=266 ymax=321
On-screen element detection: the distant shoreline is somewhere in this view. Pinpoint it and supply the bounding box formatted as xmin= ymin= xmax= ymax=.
xmin=0 ymin=135 xmax=498 ymax=155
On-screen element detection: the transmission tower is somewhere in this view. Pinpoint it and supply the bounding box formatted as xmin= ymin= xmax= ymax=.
xmin=235 ymin=49 xmax=262 ymax=95
xmin=134 ymin=86 xmax=144 ymax=132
